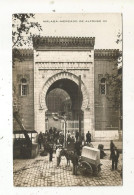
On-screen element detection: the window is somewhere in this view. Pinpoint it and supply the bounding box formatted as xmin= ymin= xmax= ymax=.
xmin=100 ymin=78 xmax=106 ymax=95
xmin=21 ymin=78 xmax=27 ymax=96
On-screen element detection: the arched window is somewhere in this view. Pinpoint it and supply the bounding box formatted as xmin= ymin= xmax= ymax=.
xmin=100 ymin=78 xmax=106 ymax=95
xmin=21 ymin=78 xmax=27 ymax=96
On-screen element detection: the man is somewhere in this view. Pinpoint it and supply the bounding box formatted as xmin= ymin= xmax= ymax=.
xmin=66 ymin=131 xmax=71 ymax=140
xmin=110 ymin=140 xmax=115 ymax=160
xmin=38 ymin=132 xmax=43 ymax=149
xmin=75 ymin=131 xmax=79 ymax=141
xmin=48 ymin=144 xmax=53 ymax=162
xmin=74 ymin=140 xmax=81 ymax=156
xmin=56 ymin=146 xmax=62 ymax=167
xmin=49 ymin=127 xmax=53 ymax=134
xmin=86 ymin=131 xmax=91 ymax=143
xmin=72 ymin=151 xmax=79 ymax=175
xmin=59 ymin=133 xmax=64 ymax=146
xmin=111 ymin=146 xmax=120 ymax=170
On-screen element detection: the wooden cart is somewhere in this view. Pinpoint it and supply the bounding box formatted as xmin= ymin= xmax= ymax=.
xmin=78 ymin=146 xmax=102 ymax=176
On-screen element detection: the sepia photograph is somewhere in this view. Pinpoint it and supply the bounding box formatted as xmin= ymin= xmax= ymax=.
xmin=12 ymin=13 xmax=122 ymax=187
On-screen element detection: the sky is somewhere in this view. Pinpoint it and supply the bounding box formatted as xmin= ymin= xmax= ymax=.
xmin=34 ymin=13 xmax=122 ymax=50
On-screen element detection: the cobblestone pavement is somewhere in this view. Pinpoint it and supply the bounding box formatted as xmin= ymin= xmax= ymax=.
xmin=13 ymin=151 xmax=122 ymax=187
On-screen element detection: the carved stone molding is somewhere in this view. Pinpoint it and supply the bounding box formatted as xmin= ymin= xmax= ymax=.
xmin=37 ymin=62 xmax=91 ymax=70
xmin=39 ymin=71 xmax=89 ymax=110
xmin=17 ymin=74 xmax=30 ymax=82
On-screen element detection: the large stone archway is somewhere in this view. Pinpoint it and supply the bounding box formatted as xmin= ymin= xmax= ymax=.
xmin=34 ymin=71 xmax=94 ymax=140
xmin=39 ymin=71 xmax=89 ymax=111
xmin=33 ymin=36 xmax=95 ymax=139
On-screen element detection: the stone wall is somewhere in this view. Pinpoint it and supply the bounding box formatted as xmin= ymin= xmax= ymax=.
xmin=13 ymin=54 xmax=34 ymax=131
xmin=94 ymin=58 xmax=119 ymax=131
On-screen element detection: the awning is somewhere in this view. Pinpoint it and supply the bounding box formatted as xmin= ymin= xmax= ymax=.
xmin=13 ymin=130 xmax=38 ymax=134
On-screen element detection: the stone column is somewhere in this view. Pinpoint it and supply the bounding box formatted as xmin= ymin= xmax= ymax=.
xmin=35 ymin=108 xmax=45 ymax=133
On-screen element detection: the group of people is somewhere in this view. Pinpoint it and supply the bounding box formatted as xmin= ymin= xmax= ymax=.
xmin=38 ymin=128 xmax=64 ymax=149
xmin=38 ymin=129 xmax=88 ymax=176
xmin=38 ymin=130 xmax=120 ymax=175
xmin=37 ymin=128 xmax=65 ymax=162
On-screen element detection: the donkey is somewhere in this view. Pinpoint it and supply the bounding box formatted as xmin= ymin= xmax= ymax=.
xmin=61 ymin=149 xmax=74 ymax=166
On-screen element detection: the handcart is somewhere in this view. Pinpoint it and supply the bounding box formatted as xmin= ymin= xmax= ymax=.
xmin=78 ymin=146 xmax=102 ymax=176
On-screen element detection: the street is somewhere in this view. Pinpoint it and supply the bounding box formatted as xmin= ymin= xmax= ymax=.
xmin=13 ymin=150 xmax=122 ymax=187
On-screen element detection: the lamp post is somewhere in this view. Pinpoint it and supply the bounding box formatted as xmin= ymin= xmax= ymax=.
xmin=63 ymin=115 xmax=67 ymax=148
xmin=78 ymin=75 xmax=82 ymax=142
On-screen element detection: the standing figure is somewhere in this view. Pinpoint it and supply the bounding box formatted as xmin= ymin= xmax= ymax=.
xmin=72 ymin=151 xmax=79 ymax=175
xmin=74 ymin=140 xmax=81 ymax=156
xmin=86 ymin=131 xmax=91 ymax=143
xmin=66 ymin=131 xmax=71 ymax=140
xmin=111 ymin=146 xmax=120 ymax=170
xmin=56 ymin=146 xmax=62 ymax=167
xmin=75 ymin=131 xmax=79 ymax=141
xmin=48 ymin=144 xmax=53 ymax=162
xmin=38 ymin=132 xmax=43 ymax=149
xmin=110 ymin=140 xmax=115 ymax=160
xmin=49 ymin=127 xmax=53 ymax=134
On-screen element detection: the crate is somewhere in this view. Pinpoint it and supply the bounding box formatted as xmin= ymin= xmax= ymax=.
xmin=81 ymin=146 xmax=100 ymax=166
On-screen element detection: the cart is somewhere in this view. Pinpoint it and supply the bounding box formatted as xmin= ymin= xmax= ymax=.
xmin=78 ymin=146 xmax=102 ymax=176
xmin=13 ymin=130 xmax=38 ymax=159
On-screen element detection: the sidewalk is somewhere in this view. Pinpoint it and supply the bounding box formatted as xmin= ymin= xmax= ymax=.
xmin=13 ymin=150 xmax=122 ymax=187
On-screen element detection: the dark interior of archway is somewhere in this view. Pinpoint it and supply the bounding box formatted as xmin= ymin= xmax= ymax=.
xmin=46 ymin=88 xmax=71 ymax=113
xmin=46 ymin=79 xmax=83 ymax=120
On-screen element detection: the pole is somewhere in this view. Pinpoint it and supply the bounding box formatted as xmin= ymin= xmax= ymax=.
xmin=64 ymin=116 xmax=67 ymax=148
xmin=78 ymin=75 xmax=81 ymax=142
xmin=65 ymin=120 xmax=66 ymax=147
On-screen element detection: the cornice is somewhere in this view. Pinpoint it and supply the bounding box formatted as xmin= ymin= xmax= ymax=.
xmin=94 ymin=49 xmax=121 ymax=59
xmin=32 ymin=36 xmax=95 ymax=50
xmin=12 ymin=48 xmax=121 ymax=59
xmin=13 ymin=48 xmax=33 ymax=59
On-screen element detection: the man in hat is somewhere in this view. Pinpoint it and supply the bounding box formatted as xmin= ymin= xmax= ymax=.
xmin=111 ymin=146 xmax=120 ymax=170
xmin=86 ymin=131 xmax=91 ymax=143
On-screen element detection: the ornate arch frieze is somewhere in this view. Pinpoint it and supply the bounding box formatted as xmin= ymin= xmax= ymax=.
xmin=39 ymin=71 xmax=89 ymax=111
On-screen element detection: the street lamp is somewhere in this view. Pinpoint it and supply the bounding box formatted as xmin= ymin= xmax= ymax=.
xmin=63 ymin=115 xmax=67 ymax=148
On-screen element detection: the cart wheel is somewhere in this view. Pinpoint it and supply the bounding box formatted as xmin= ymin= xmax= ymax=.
xmin=79 ymin=161 xmax=93 ymax=176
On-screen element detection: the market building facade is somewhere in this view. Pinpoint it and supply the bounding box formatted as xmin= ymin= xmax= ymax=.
xmin=13 ymin=36 xmax=121 ymax=141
